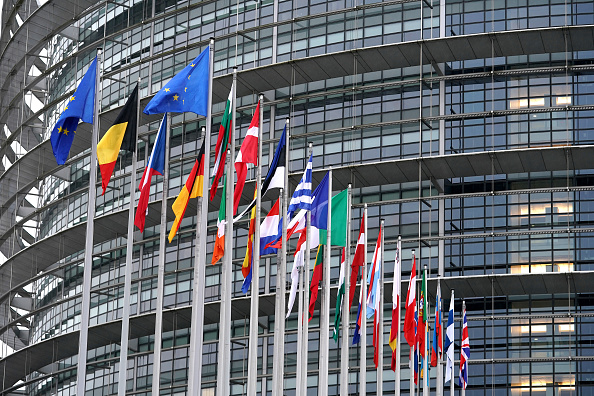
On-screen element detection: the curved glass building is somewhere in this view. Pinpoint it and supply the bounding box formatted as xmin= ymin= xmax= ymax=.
xmin=1 ymin=0 xmax=594 ymax=394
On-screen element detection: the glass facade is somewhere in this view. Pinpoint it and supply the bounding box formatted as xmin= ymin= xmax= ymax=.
xmin=1 ymin=0 xmax=594 ymax=395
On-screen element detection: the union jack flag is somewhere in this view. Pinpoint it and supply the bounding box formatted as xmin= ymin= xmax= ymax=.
xmin=459 ymin=302 xmax=470 ymax=389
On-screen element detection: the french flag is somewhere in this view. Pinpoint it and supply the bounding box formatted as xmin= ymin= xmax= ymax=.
xmin=135 ymin=114 xmax=167 ymax=232
xmin=260 ymin=199 xmax=280 ymax=256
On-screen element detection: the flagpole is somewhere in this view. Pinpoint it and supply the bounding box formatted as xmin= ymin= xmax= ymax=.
xmin=361 ymin=203 xmax=368 ymax=396
xmin=437 ymin=275 xmax=443 ymax=396
xmin=247 ymin=94 xmax=263 ymax=395
xmin=340 ymin=184 xmax=352 ymax=396
xmin=151 ymin=112 xmax=171 ymax=396
xmin=188 ymin=39 xmax=214 ymax=396
xmin=423 ymin=264 xmax=428 ymax=396
xmin=272 ymin=118 xmax=289 ymax=396
xmin=461 ymin=300 xmax=466 ymax=396
xmin=117 ymin=79 xmax=140 ymax=396
xmin=378 ymin=219 xmax=384 ymax=396
xmin=410 ymin=249 xmax=415 ymax=396
xmin=76 ymin=47 xmax=102 ymax=396
xmin=217 ymin=65 xmax=236 ymax=396
xmin=303 ymin=142 xmax=313 ymax=393
xmin=450 ymin=289 xmax=455 ymax=396
xmin=395 ymin=235 xmax=402 ymax=396
xmin=319 ymin=168 xmax=332 ymax=395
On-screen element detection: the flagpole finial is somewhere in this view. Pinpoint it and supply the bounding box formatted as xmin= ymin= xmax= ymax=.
xmin=210 ymin=37 xmax=215 ymax=44
xmin=412 ymin=249 xmax=415 ymax=256
xmin=259 ymin=94 xmax=264 ymax=101
xmin=348 ymin=183 xmax=351 ymax=189
xmin=285 ymin=118 xmax=290 ymax=124
xmin=308 ymin=142 xmax=313 ymax=148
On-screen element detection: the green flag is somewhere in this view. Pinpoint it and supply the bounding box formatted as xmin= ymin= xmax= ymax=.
xmin=320 ymin=188 xmax=347 ymax=246
xmin=333 ymin=248 xmax=346 ymax=341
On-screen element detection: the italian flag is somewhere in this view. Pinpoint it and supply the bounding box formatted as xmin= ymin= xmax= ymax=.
xmin=332 ymin=247 xmax=346 ymax=341
xmin=211 ymin=173 xmax=227 ymax=265
xmin=210 ymin=84 xmax=233 ymax=201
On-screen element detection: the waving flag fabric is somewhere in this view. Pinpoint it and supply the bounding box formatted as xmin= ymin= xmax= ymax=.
xmin=404 ymin=255 xmax=417 ymax=347
xmin=459 ymin=302 xmax=470 ymax=389
xmin=168 ymin=139 xmax=205 ymax=242
xmin=241 ymin=189 xmax=257 ymax=293
xmin=353 ymin=289 xmax=363 ymax=345
xmin=431 ymin=282 xmax=442 ymax=367
xmin=319 ymin=188 xmax=348 ymax=247
xmin=308 ymin=246 xmax=324 ymax=321
xmin=234 ymin=101 xmax=260 ymax=215
xmin=332 ymin=248 xmax=346 ymax=342
xmin=445 ymin=293 xmax=455 ymax=383
xmin=367 ymin=228 xmax=382 ymax=368
xmin=210 ymin=85 xmax=233 ymax=200
xmin=143 ymin=46 xmax=209 ymax=116
xmin=50 ymin=57 xmax=97 ymax=165
xmin=310 ymin=172 xmax=329 ymax=230
xmin=211 ymin=173 xmax=227 ymax=265
xmin=418 ymin=269 xmax=427 ymax=358
xmin=134 ymin=114 xmax=167 ymax=232
xmin=389 ymin=238 xmax=401 ymax=371
xmin=260 ymin=199 xmax=280 ymax=256
xmin=97 ymin=84 xmax=138 ymax=194
xmin=349 ymin=216 xmax=365 ymax=311
xmin=287 ymin=153 xmax=313 ymax=219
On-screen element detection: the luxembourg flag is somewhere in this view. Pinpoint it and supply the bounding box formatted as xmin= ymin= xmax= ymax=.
xmin=134 ymin=114 xmax=167 ymax=232
xmin=366 ymin=227 xmax=382 ymax=368
xmin=260 ymin=199 xmax=280 ymax=256
xmin=459 ymin=301 xmax=470 ymax=389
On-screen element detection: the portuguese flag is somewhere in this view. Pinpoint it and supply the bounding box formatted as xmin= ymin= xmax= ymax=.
xmin=308 ymin=245 xmax=324 ymax=321
xmin=97 ymin=85 xmax=138 ymax=195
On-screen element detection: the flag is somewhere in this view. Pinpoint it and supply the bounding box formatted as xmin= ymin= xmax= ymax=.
xmin=50 ymin=57 xmax=97 ymax=165
xmin=234 ymin=101 xmax=260 ymax=215
xmin=286 ymin=212 xmax=320 ymax=318
xmin=319 ymin=188 xmax=347 ymax=247
xmin=168 ymin=140 xmax=206 ymax=242
xmin=211 ymin=172 xmax=227 ymax=265
xmin=134 ymin=114 xmax=167 ymax=232
xmin=143 ymin=47 xmax=209 ymax=116
xmin=459 ymin=303 xmax=469 ymax=389
xmin=353 ymin=288 xmax=363 ymax=345
xmin=348 ymin=216 xmax=365 ymax=311
xmin=431 ymin=282 xmax=442 ymax=367
xmin=210 ymin=84 xmax=233 ymax=201
xmin=418 ymin=269 xmax=427 ymax=358
xmin=366 ymin=228 xmax=382 ymax=368
xmin=241 ymin=189 xmax=257 ymax=293
xmin=332 ymin=248 xmax=346 ymax=342
xmin=308 ymin=245 xmax=323 ymax=321
xmin=310 ymin=172 xmax=329 ymax=230
xmin=404 ymin=255 xmax=417 ymax=347
xmin=287 ymin=153 xmax=313 ymax=219
xmin=260 ymin=199 xmax=280 ymax=256
xmin=389 ymin=238 xmax=401 ymax=371
xmin=366 ymin=227 xmax=382 ymax=319
xmin=445 ymin=293 xmax=455 ymax=383
xmin=233 ymin=124 xmax=286 ymax=221
xmin=97 ymin=84 xmax=138 ymax=194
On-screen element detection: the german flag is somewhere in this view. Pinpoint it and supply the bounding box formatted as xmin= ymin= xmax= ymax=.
xmin=168 ymin=139 xmax=206 ymax=242
xmin=97 ymin=85 xmax=138 ymax=195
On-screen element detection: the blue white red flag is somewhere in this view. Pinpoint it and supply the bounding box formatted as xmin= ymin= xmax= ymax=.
xmin=459 ymin=302 xmax=470 ymax=389
xmin=445 ymin=293 xmax=455 ymax=383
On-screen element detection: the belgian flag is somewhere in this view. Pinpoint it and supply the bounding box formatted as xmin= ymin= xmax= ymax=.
xmin=97 ymin=85 xmax=138 ymax=195
xmin=168 ymin=139 xmax=206 ymax=242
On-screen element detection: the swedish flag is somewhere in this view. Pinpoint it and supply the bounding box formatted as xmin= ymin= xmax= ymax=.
xmin=50 ymin=57 xmax=97 ymax=165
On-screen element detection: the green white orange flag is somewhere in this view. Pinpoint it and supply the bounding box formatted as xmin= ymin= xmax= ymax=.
xmin=210 ymin=84 xmax=233 ymax=201
xmin=97 ymin=85 xmax=138 ymax=194
xmin=211 ymin=172 xmax=227 ymax=265
xmin=168 ymin=140 xmax=205 ymax=243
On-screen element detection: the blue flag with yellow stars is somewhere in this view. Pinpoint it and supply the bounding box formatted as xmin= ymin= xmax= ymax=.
xmin=50 ymin=57 xmax=98 ymax=165
xmin=143 ymin=46 xmax=209 ymax=116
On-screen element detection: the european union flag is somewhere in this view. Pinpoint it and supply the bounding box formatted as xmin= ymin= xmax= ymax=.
xmin=50 ymin=57 xmax=97 ymax=165
xmin=143 ymin=46 xmax=209 ymax=116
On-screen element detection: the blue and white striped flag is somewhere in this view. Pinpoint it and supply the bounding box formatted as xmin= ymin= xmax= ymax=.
xmin=287 ymin=153 xmax=313 ymax=219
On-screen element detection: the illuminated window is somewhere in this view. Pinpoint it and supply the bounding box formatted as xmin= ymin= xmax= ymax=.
xmin=555 ymin=96 xmax=572 ymax=105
